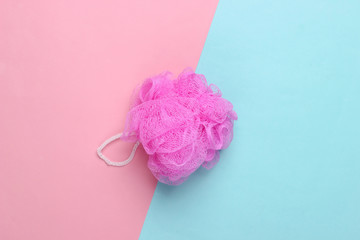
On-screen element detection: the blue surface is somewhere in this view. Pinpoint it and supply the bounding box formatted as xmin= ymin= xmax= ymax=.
xmin=140 ymin=1 xmax=360 ymax=239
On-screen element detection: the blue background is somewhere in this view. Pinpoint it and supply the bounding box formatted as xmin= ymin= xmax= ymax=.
xmin=140 ymin=0 xmax=360 ymax=239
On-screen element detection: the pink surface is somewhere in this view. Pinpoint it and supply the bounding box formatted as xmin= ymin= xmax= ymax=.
xmin=0 ymin=1 xmax=218 ymax=239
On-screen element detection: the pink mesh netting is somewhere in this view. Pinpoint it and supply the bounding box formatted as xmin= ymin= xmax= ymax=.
xmin=121 ymin=68 xmax=237 ymax=185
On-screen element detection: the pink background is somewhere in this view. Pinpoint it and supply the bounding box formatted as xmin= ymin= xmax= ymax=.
xmin=0 ymin=1 xmax=218 ymax=239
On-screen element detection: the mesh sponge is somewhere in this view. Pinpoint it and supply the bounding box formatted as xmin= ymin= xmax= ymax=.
xmin=121 ymin=68 xmax=237 ymax=185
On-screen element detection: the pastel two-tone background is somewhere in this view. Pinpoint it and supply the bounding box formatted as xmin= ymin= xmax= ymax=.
xmin=1 ymin=1 xmax=359 ymax=239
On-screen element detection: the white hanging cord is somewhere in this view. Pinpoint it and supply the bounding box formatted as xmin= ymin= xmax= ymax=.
xmin=97 ymin=133 xmax=140 ymax=166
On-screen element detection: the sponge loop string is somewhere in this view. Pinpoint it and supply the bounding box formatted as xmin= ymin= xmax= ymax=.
xmin=97 ymin=133 xmax=140 ymax=167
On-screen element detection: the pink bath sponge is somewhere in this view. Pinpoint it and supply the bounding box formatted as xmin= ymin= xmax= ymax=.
xmin=121 ymin=68 xmax=237 ymax=185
